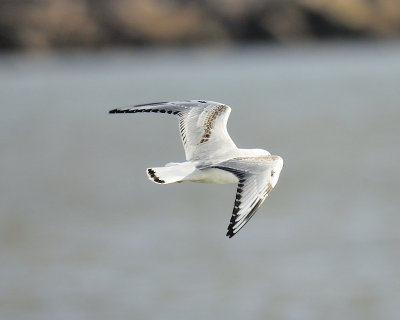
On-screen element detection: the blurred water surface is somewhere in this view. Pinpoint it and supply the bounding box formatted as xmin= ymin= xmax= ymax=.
xmin=1 ymin=41 xmax=399 ymax=320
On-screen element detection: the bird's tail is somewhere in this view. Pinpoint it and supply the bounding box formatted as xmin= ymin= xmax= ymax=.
xmin=146 ymin=162 xmax=196 ymax=184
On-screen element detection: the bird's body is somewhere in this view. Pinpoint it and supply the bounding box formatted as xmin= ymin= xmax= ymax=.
xmin=110 ymin=100 xmax=283 ymax=238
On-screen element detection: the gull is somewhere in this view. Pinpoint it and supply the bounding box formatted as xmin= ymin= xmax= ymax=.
xmin=109 ymin=100 xmax=283 ymax=238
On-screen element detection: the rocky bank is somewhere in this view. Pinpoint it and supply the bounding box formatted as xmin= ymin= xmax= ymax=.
xmin=1 ymin=0 xmax=399 ymax=50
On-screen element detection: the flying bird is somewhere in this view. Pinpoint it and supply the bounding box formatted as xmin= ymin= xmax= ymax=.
xmin=109 ymin=100 xmax=283 ymax=238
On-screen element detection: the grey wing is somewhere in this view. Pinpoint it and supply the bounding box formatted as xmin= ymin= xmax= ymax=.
xmin=109 ymin=100 xmax=237 ymax=161
xmin=212 ymin=156 xmax=283 ymax=238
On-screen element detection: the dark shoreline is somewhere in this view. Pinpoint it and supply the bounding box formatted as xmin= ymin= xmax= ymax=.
xmin=1 ymin=0 xmax=400 ymax=51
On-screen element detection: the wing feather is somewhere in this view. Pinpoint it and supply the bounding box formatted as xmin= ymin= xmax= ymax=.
xmin=109 ymin=100 xmax=237 ymax=161
xmin=211 ymin=156 xmax=283 ymax=238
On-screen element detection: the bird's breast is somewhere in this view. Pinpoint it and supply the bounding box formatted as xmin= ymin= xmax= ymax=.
xmin=185 ymin=168 xmax=238 ymax=184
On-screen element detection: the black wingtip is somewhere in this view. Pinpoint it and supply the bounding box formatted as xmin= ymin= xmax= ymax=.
xmin=109 ymin=108 xmax=132 ymax=114
xmin=226 ymin=229 xmax=235 ymax=238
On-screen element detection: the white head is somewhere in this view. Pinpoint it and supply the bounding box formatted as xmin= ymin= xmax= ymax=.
xmin=270 ymin=156 xmax=284 ymax=187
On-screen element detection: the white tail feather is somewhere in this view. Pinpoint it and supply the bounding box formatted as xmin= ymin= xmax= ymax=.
xmin=146 ymin=162 xmax=196 ymax=184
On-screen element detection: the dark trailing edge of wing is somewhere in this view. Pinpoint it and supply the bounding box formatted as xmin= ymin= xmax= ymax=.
xmin=226 ymin=198 xmax=263 ymax=238
xmin=109 ymin=102 xmax=172 ymax=114
xmin=210 ymin=165 xmax=272 ymax=238
xmin=109 ymin=100 xmax=211 ymax=114
xmin=210 ymin=166 xmax=250 ymax=238
xmin=109 ymin=106 xmax=180 ymax=115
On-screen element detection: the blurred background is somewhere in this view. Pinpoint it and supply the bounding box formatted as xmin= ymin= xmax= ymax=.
xmin=1 ymin=0 xmax=400 ymax=49
xmin=1 ymin=1 xmax=399 ymax=320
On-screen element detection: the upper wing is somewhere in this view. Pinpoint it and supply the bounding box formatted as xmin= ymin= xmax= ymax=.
xmin=109 ymin=100 xmax=237 ymax=161
xmin=211 ymin=156 xmax=284 ymax=238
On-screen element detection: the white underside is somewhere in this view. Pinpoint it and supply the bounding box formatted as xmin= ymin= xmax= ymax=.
xmin=183 ymin=168 xmax=238 ymax=184
xmin=147 ymin=148 xmax=271 ymax=185
xmin=147 ymin=162 xmax=238 ymax=184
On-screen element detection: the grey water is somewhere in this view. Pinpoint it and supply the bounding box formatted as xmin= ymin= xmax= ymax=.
xmin=1 ymin=41 xmax=399 ymax=320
